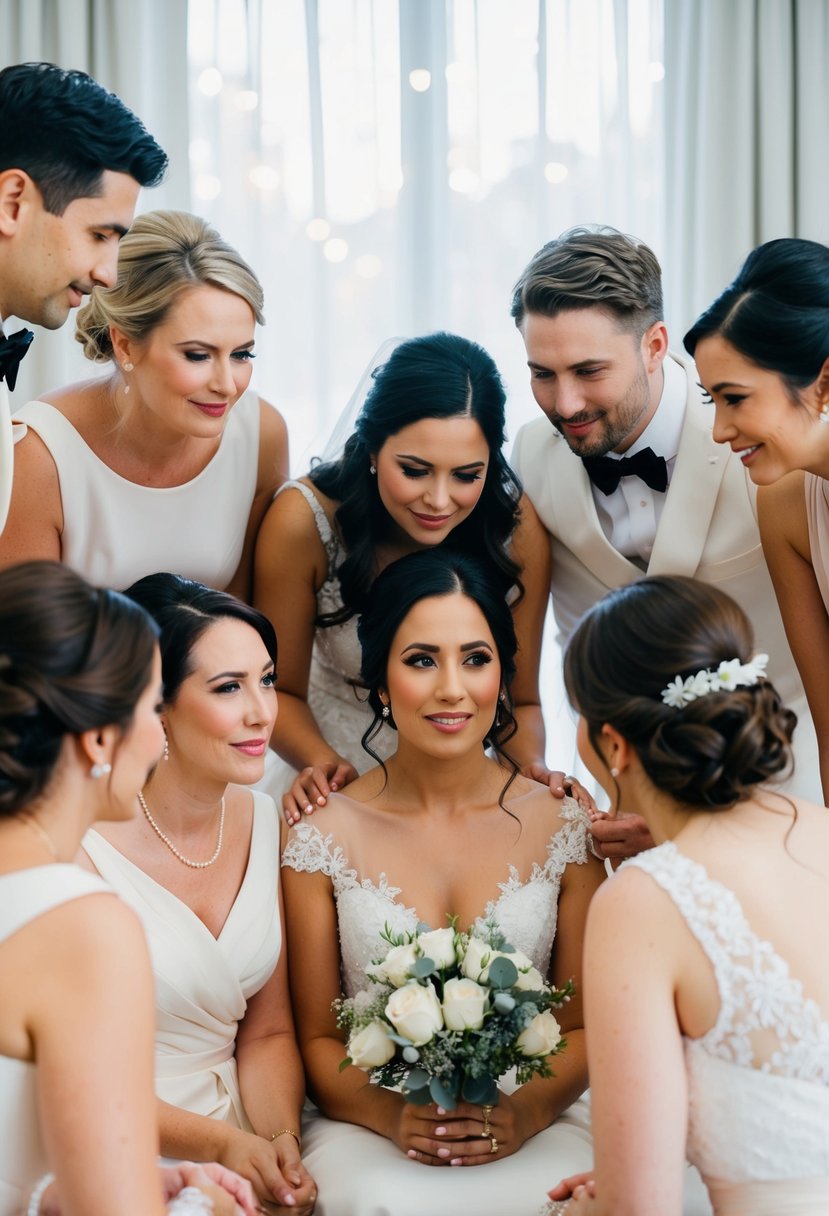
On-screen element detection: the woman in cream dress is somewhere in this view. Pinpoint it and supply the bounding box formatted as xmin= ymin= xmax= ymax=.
xmin=81 ymin=573 xmax=316 ymax=1215
xmin=0 ymin=561 xmax=254 ymax=1216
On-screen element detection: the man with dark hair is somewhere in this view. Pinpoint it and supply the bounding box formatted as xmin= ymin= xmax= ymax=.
xmin=0 ymin=61 xmax=167 ymax=529
xmin=511 ymin=225 xmax=820 ymax=821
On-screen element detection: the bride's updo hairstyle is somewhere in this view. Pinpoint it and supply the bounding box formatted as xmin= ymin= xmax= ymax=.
xmin=124 ymin=572 xmax=276 ymax=705
xmin=357 ymin=549 xmax=518 ymax=769
xmin=0 ymin=562 xmax=158 ymax=815
xmin=563 ymin=576 xmax=795 ymax=809
xmin=75 ymin=209 xmax=264 ymax=367
xmin=310 ymin=332 xmax=522 ymax=623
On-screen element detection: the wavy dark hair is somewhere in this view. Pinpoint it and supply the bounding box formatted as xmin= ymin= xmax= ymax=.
xmin=563 ymin=576 xmax=795 ymax=811
xmin=0 ymin=62 xmax=166 ymax=214
xmin=357 ymin=549 xmax=520 ymax=802
xmin=124 ymin=573 xmax=277 ymax=705
xmin=0 ymin=561 xmax=159 ymax=815
xmin=310 ymin=332 xmax=522 ymax=625
xmin=684 ymin=238 xmax=829 ymax=401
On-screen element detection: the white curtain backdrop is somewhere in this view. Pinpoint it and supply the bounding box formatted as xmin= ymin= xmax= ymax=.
xmin=187 ymin=0 xmax=666 ymax=468
xmin=0 ymin=0 xmax=190 ymax=404
xmin=663 ymin=0 xmax=829 ymax=339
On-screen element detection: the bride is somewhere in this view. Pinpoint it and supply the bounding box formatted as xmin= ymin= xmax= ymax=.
xmin=549 ymin=575 xmax=829 ymax=1215
xmin=281 ymin=549 xmax=604 ymax=1216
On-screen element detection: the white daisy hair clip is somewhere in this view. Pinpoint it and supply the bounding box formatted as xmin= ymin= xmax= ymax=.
xmin=660 ymin=653 xmax=769 ymax=709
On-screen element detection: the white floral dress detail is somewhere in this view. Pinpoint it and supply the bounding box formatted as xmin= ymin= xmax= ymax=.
xmin=621 ymin=842 xmax=829 ymax=1214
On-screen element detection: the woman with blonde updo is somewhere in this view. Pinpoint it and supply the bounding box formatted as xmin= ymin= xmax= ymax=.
xmin=0 ymin=210 xmax=288 ymax=597
xmin=547 ymin=576 xmax=829 ymax=1216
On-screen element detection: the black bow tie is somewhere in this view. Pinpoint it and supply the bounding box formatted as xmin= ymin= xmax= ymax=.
xmin=0 ymin=328 xmax=34 ymax=391
xmin=581 ymin=446 xmax=668 ymax=496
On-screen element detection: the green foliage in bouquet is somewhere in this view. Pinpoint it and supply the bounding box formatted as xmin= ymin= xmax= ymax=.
xmin=334 ymin=917 xmax=574 ymax=1111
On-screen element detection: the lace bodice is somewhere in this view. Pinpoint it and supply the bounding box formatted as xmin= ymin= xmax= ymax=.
xmin=282 ymin=796 xmax=590 ymax=997
xmin=623 ymin=843 xmax=829 ymax=1185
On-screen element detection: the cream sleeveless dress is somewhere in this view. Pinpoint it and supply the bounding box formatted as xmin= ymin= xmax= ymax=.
xmin=13 ymin=391 xmax=260 ymax=590
xmin=0 ymin=864 xmax=112 ymax=1215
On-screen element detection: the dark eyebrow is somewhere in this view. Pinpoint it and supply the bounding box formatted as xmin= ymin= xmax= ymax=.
xmin=93 ymin=223 xmax=130 ymax=238
xmin=396 ymin=453 xmax=486 ymax=471
xmin=527 ymin=358 xmax=607 ymax=371
xmin=206 ymin=660 xmax=273 ymax=683
xmin=460 ymin=641 xmax=492 ymax=652
xmin=174 ymin=339 xmax=256 ymax=352
xmin=709 ymin=380 xmax=750 ymax=392
xmin=400 ymin=640 xmax=492 ymax=655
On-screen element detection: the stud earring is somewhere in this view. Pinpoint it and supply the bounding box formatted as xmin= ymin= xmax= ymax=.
xmin=819 ymin=402 xmax=829 ymax=423
xmin=610 ymin=766 xmax=620 ymax=778
xmin=381 ymin=703 xmax=390 ymax=720
xmin=369 ymin=464 xmax=377 ymax=474
xmin=90 ymin=762 xmax=112 ymax=779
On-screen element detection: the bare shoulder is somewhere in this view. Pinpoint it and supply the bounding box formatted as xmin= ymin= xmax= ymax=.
xmin=758 ymin=472 xmax=808 ymax=553
xmin=256 ymin=396 xmax=289 ymax=464
xmin=38 ymin=377 xmax=108 ymax=417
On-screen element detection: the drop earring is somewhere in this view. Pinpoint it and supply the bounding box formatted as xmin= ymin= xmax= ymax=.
xmin=369 ymin=464 xmax=377 ymax=474
xmin=819 ymin=401 xmax=829 ymax=423
xmin=122 ymin=361 xmax=133 ymax=395
xmin=163 ymin=734 xmax=170 ymax=761
xmin=381 ymin=704 xmax=390 ymax=720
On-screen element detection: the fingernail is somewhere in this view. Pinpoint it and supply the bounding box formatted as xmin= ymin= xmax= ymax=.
xmin=407 ymin=1149 xmax=417 ymax=1159
xmin=303 ymin=804 xmax=313 ymax=815
xmin=436 ymin=1106 xmax=446 ymax=1115
xmin=330 ymin=782 xmax=338 ymax=790
xmin=435 ymin=1125 xmax=447 ymax=1135
xmin=450 ymin=1157 xmax=463 ymax=1167
xmin=437 ymin=1147 xmax=451 ymax=1158
xmin=316 ymin=795 xmax=326 ymax=806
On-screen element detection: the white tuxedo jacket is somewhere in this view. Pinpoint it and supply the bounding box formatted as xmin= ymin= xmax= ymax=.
xmin=512 ymin=353 xmax=820 ymax=800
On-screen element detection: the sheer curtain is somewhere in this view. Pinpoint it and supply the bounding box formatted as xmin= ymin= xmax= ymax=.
xmin=0 ymin=0 xmax=189 ymax=404
xmin=664 ymin=0 xmax=829 ymax=338
xmin=187 ymin=0 xmax=666 ymax=467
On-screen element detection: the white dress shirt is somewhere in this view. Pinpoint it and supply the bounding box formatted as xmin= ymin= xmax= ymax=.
xmin=592 ymin=353 xmax=687 ymax=565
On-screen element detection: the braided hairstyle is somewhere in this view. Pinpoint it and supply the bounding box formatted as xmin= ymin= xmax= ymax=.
xmin=0 ymin=562 xmax=158 ymax=815
xmin=563 ymin=576 xmax=794 ymax=809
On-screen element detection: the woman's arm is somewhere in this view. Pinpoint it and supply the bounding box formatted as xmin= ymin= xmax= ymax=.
xmin=759 ymin=473 xmax=829 ymax=801
xmin=225 ymin=398 xmax=289 ymax=602
xmin=254 ymin=484 xmax=359 ymax=815
xmin=0 ymin=427 xmax=62 ymax=567
xmin=575 ymin=869 xmax=690 ymax=1216
xmin=32 ymin=895 xmax=170 ymax=1216
xmin=506 ymin=494 xmax=551 ymax=775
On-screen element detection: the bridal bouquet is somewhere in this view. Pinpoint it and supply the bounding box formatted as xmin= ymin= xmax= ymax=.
xmin=335 ymin=919 xmax=573 ymax=1109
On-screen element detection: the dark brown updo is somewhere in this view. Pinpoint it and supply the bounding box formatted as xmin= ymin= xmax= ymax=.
xmin=563 ymin=576 xmax=795 ymax=809
xmin=0 ymin=562 xmax=159 ymax=815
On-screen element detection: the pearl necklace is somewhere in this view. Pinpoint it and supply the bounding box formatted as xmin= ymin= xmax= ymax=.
xmin=138 ymin=791 xmax=225 ymax=869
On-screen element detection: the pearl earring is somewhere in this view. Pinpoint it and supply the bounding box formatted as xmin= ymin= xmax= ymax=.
xmin=90 ymin=762 xmax=112 ymax=779
xmin=122 ymin=361 xmax=133 ymax=396
xmin=369 ymin=464 xmax=377 ymax=474
xmin=819 ymin=402 xmax=829 ymax=423
xmin=381 ymin=703 xmax=390 ymax=719
xmin=610 ymin=766 xmax=620 ymax=778
xmin=163 ymin=735 xmax=169 ymax=762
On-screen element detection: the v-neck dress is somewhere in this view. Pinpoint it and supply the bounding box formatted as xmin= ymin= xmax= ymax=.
xmin=82 ymin=791 xmax=281 ymax=1128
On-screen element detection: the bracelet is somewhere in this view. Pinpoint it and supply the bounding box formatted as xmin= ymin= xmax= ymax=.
xmin=27 ymin=1174 xmax=55 ymax=1216
xmin=271 ymin=1127 xmax=302 ymax=1151
xmin=166 ymin=1186 xmax=214 ymax=1215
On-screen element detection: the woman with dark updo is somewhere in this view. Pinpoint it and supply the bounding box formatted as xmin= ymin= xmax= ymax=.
xmin=547 ymin=575 xmax=829 ymax=1215
xmin=0 ymin=562 xmax=256 ymax=1216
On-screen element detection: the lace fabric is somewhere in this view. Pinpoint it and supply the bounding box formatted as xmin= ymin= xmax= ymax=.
xmin=281 ymin=795 xmax=590 ymax=997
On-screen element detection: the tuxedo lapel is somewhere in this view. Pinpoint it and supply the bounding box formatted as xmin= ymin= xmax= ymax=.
xmin=549 ymin=439 xmax=644 ymax=588
xmin=648 ymin=362 xmax=729 ymax=576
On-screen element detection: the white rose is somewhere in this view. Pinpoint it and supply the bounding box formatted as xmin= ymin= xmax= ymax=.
xmin=348 ymin=1020 xmax=397 ymax=1068
xmin=417 ymin=927 xmax=458 ymax=969
xmin=368 ymin=942 xmax=419 ymax=988
xmin=442 ymin=977 xmax=489 ymax=1030
xmin=461 ymin=937 xmax=497 ymax=981
xmin=517 ymin=1011 xmax=562 ymax=1058
xmin=385 ymin=981 xmax=444 ymax=1045
xmin=513 ymin=965 xmax=546 ymax=992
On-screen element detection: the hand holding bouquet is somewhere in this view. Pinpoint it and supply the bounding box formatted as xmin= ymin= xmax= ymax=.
xmin=335 ymin=918 xmax=573 ymax=1110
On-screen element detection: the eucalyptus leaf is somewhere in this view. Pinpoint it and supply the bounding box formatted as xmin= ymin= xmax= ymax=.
xmin=461 ymin=1073 xmax=498 ymax=1105
xmin=487 ymin=956 xmax=519 ymax=989
xmin=388 ymin=1033 xmax=414 ymax=1046
xmin=402 ymin=1068 xmax=430 ymax=1092
xmin=429 ymin=1074 xmax=459 ymax=1110
xmin=411 ymin=957 xmax=435 ymax=979
xmin=404 ymin=1085 xmax=434 ymax=1106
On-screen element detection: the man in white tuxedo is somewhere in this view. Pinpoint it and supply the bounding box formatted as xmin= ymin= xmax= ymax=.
xmin=0 ymin=61 xmax=166 ymax=532
xmin=511 ymin=226 xmax=820 ymax=831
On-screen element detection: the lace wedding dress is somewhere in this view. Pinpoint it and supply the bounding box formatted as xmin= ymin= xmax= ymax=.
xmin=621 ymin=843 xmax=829 ymax=1215
xmin=283 ymin=792 xmax=595 ymax=1216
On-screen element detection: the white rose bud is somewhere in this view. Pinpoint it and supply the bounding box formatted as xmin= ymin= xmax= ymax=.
xmin=385 ymin=981 xmax=444 ymax=1046
xmin=348 ymin=1020 xmax=396 ymax=1068
xmin=442 ymin=977 xmax=489 ymax=1030
xmin=461 ymin=937 xmax=496 ymax=982
xmin=369 ymin=942 xmax=419 ymax=988
xmin=517 ymin=1010 xmax=562 ymax=1058
xmin=513 ymin=965 xmax=546 ymax=992
xmin=417 ymin=927 xmax=458 ymax=969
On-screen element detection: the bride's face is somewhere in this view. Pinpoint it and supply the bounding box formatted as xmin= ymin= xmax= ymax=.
xmin=372 ymin=416 xmax=490 ymax=546
xmin=382 ymin=592 xmax=502 ymax=758
xmin=163 ymin=617 xmax=277 ymax=787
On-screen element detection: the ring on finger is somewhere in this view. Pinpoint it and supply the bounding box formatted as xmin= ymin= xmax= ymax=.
xmin=481 ymin=1104 xmax=494 ymax=1137
xmin=489 ymin=1136 xmax=499 ymax=1154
